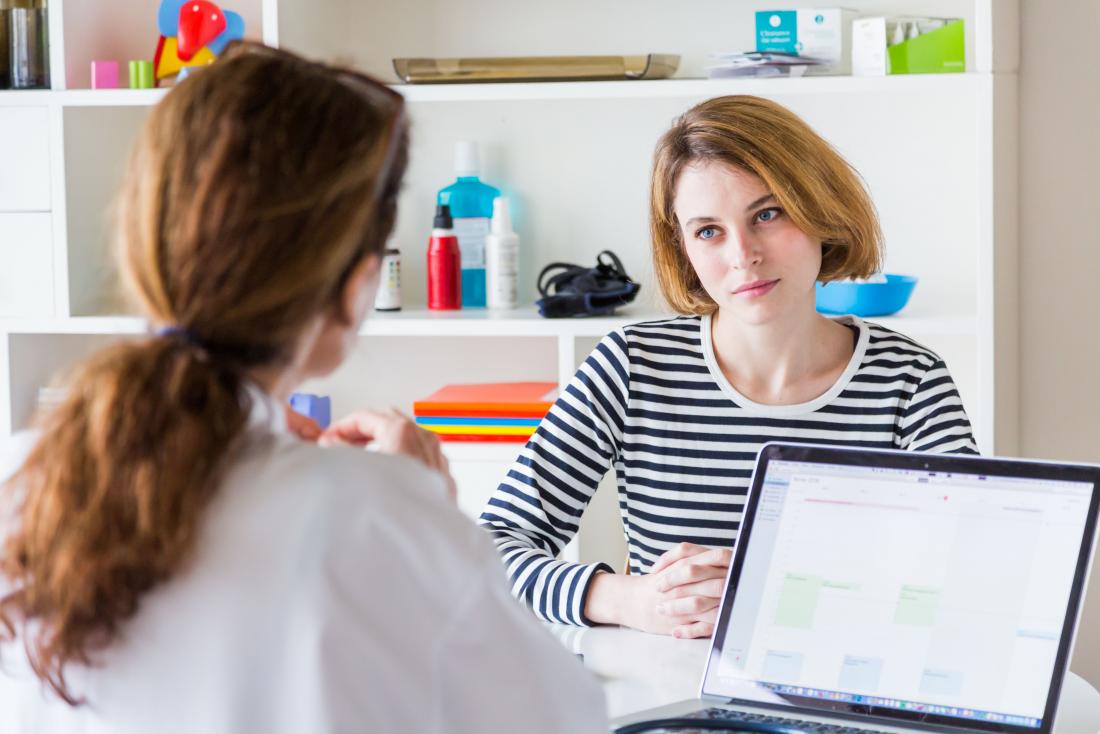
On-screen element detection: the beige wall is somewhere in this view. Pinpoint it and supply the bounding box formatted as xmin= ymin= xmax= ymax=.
xmin=1017 ymin=0 xmax=1100 ymax=687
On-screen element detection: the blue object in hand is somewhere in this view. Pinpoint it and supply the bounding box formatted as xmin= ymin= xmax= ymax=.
xmin=289 ymin=393 xmax=332 ymax=429
xmin=815 ymin=274 xmax=918 ymax=317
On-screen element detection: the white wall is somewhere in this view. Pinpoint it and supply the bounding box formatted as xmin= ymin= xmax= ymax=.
xmin=1017 ymin=0 xmax=1100 ymax=688
xmin=279 ymin=0 xmax=981 ymax=81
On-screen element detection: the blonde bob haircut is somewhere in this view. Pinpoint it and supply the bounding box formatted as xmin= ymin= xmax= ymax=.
xmin=650 ymin=95 xmax=884 ymax=315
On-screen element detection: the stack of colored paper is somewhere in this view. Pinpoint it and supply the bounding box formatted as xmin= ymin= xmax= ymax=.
xmin=413 ymin=382 xmax=558 ymax=443
xmin=705 ymin=51 xmax=827 ymax=78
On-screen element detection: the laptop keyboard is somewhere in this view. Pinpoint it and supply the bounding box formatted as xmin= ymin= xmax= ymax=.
xmin=687 ymin=708 xmax=888 ymax=734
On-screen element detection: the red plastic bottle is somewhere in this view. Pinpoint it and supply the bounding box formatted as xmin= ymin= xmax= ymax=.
xmin=427 ymin=204 xmax=462 ymax=310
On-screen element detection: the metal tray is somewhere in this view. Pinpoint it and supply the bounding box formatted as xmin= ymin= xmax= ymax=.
xmin=392 ymin=54 xmax=680 ymax=84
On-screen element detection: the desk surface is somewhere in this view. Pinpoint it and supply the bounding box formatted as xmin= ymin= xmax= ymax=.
xmin=548 ymin=625 xmax=1100 ymax=734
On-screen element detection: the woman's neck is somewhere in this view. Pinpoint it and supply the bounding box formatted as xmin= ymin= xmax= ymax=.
xmin=247 ymin=365 xmax=302 ymax=403
xmin=245 ymin=315 xmax=327 ymax=403
xmin=710 ymin=306 xmax=856 ymax=406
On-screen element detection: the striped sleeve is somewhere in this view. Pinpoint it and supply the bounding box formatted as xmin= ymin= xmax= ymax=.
xmin=899 ymin=358 xmax=980 ymax=455
xmin=478 ymin=330 xmax=629 ymax=626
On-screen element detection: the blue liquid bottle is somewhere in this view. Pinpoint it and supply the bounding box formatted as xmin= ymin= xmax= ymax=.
xmin=437 ymin=141 xmax=500 ymax=308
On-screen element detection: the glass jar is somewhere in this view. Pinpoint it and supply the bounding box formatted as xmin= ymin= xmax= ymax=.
xmin=0 ymin=1 xmax=11 ymax=90
xmin=9 ymin=0 xmax=48 ymax=89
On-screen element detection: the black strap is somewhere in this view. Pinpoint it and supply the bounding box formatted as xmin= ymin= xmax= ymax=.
xmin=535 ymin=249 xmax=640 ymax=317
xmin=616 ymin=717 xmax=808 ymax=734
xmin=537 ymin=261 xmax=584 ymax=297
xmin=537 ymin=250 xmax=633 ymax=297
xmin=596 ymin=249 xmax=627 ymax=276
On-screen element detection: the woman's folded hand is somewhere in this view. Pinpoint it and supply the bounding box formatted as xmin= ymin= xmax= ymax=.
xmin=585 ymin=542 xmax=731 ymax=639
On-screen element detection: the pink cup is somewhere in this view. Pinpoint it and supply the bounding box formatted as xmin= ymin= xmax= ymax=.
xmin=91 ymin=60 xmax=120 ymax=89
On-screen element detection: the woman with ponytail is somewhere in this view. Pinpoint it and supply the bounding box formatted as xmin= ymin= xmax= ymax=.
xmin=0 ymin=43 xmax=605 ymax=733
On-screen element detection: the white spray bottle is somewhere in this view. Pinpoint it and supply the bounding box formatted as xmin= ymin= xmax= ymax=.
xmin=486 ymin=196 xmax=519 ymax=310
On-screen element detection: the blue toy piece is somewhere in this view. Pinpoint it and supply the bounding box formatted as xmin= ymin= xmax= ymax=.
xmin=289 ymin=393 xmax=332 ymax=429
xmin=207 ymin=11 xmax=245 ymax=55
xmin=815 ymin=274 xmax=918 ymax=317
xmin=157 ymin=0 xmax=184 ymax=35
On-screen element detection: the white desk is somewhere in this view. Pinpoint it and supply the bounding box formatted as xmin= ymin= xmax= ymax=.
xmin=548 ymin=625 xmax=1100 ymax=734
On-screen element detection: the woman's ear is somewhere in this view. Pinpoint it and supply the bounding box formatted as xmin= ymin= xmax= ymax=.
xmin=338 ymin=253 xmax=382 ymax=327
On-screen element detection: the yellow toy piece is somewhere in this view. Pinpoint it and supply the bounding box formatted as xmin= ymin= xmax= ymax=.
xmin=155 ymin=36 xmax=217 ymax=82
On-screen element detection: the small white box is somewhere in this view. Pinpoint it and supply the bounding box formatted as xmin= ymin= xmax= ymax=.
xmin=852 ymin=17 xmax=890 ymax=76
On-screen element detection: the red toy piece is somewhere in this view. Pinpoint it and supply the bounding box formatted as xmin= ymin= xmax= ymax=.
xmin=177 ymin=1 xmax=227 ymax=61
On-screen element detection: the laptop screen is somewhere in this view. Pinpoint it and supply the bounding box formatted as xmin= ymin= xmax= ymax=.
xmin=703 ymin=445 xmax=1100 ymax=734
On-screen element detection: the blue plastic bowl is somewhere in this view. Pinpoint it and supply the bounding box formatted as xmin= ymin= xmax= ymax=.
xmin=815 ymin=274 xmax=918 ymax=317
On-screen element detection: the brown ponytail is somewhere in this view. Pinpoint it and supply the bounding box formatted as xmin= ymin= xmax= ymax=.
xmin=0 ymin=43 xmax=408 ymax=703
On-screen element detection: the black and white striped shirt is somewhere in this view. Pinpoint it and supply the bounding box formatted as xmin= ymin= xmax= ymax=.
xmin=479 ymin=315 xmax=978 ymax=626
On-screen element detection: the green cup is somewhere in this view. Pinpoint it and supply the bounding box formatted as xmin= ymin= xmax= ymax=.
xmin=128 ymin=59 xmax=154 ymax=89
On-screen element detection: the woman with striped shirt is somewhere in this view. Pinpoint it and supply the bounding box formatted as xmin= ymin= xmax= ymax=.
xmin=479 ymin=95 xmax=977 ymax=640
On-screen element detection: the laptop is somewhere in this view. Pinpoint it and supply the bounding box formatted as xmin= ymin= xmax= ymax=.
xmin=613 ymin=443 xmax=1100 ymax=734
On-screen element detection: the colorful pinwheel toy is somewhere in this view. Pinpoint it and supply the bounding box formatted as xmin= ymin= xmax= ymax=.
xmin=154 ymin=0 xmax=245 ymax=83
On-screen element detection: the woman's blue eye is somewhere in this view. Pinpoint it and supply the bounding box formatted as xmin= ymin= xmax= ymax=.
xmin=696 ymin=226 xmax=719 ymax=240
xmin=755 ymin=207 xmax=782 ymax=224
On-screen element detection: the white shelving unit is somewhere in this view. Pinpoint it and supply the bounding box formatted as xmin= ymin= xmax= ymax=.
xmin=0 ymin=0 xmax=1019 ymax=558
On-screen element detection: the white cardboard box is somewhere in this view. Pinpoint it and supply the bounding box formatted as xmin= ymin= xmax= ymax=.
xmin=852 ymin=17 xmax=890 ymax=76
xmin=756 ymin=9 xmax=857 ymax=75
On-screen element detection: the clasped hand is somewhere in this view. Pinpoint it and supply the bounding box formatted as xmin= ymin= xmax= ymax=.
xmin=638 ymin=542 xmax=732 ymax=638
xmin=588 ymin=542 xmax=732 ymax=639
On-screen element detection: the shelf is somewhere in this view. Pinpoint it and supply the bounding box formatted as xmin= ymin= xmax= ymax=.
xmin=0 ymin=310 xmax=977 ymax=340
xmin=440 ymin=441 xmax=526 ymax=463
xmin=360 ymin=307 xmax=663 ymax=337
xmin=55 ymin=89 xmax=167 ymax=107
xmin=0 ymin=90 xmax=54 ymax=105
xmin=0 ymin=73 xmax=982 ymax=109
xmin=0 ymin=89 xmax=164 ymax=107
xmin=392 ymin=73 xmax=981 ymax=103
xmin=0 ymin=310 xmax=657 ymax=338
xmin=363 ymin=307 xmax=978 ymax=338
xmin=0 ymin=316 xmax=149 ymax=335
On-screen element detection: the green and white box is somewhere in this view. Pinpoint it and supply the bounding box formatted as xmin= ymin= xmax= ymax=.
xmin=755 ymin=9 xmax=856 ymax=75
xmin=852 ymin=17 xmax=966 ymax=75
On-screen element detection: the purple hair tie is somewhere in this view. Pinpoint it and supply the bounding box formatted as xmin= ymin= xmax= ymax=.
xmin=155 ymin=325 xmax=203 ymax=348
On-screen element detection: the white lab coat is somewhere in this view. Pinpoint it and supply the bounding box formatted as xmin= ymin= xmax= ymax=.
xmin=0 ymin=391 xmax=607 ymax=733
